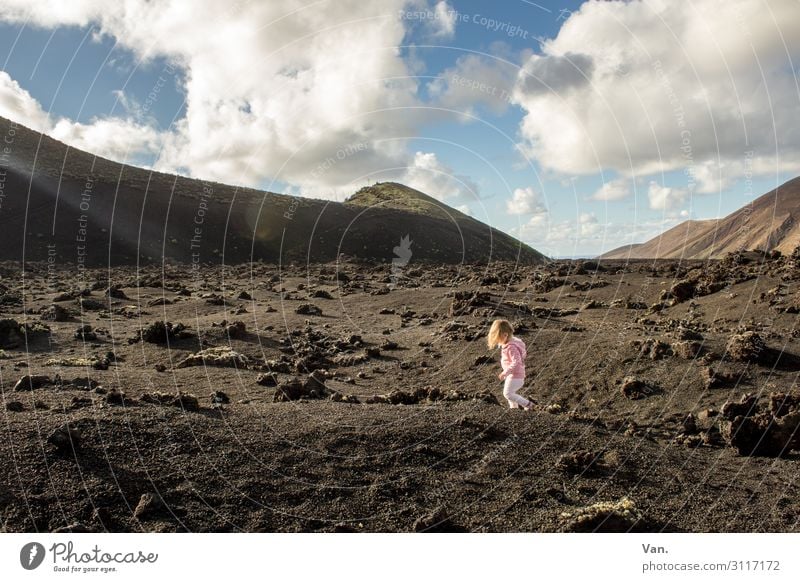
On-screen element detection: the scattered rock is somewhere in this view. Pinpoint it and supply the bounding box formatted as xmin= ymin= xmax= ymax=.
xmin=672 ymin=341 xmax=701 ymax=359
xmin=1 ymin=319 xmax=50 ymax=348
xmin=700 ymin=366 xmax=738 ymax=389
xmin=176 ymin=347 xmax=249 ymax=369
xmin=106 ymin=286 xmax=128 ymax=299
xmin=105 ymin=388 xmax=127 ymax=406
xmin=70 ymin=377 xmax=100 ymax=390
xmin=40 ymin=304 xmax=71 ymax=322
xmin=413 ymin=508 xmax=457 ymax=532
xmin=78 ymin=297 xmax=105 ymax=311
xmin=720 ymin=392 xmax=800 ymax=456
xmin=295 ymin=303 xmax=322 ymax=316
xmin=666 ymin=280 xmax=695 ymax=304
xmin=74 ymin=325 xmax=98 ymax=341
xmin=449 ymin=291 xmax=490 ymax=316
xmin=13 ymin=374 xmax=51 ymax=391
xmin=273 ymin=374 xmax=330 ymax=402
xmin=556 ymin=450 xmax=609 ymax=476
xmin=138 ymin=321 xmax=193 ymax=344
xmin=726 ymin=332 xmax=767 ymax=364
xmin=559 ymin=497 xmax=644 ymax=532
xmin=211 ymin=391 xmax=230 ymax=405
xmin=226 ymin=320 xmax=247 ymax=339
xmin=366 ymin=386 xmax=499 ymax=406
xmin=45 ymin=356 xmax=109 ymax=370
xmin=47 ymin=423 xmax=81 ymax=454
xmin=330 ymin=391 xmax=360 ymax=403
xmin=256 ymin=373 xmax=278 ymax=387
xmin=133 ymin=493 xmax=164 ymax=520
xmin=674 ymin=326 xmax=704 ymax=341
xmin=309 ymin=289 xmax=333 ymax=299
xmin=637 ymin=338 xmax=672 ymax=360
xmin=620 ymin=377 xmax=655 ymax=400
xmin=140 ymin=391 xmax=200 ymax=411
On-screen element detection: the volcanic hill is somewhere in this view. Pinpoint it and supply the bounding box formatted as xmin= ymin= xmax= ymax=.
xmin=0 ymin=116 xmax=545 ymax=267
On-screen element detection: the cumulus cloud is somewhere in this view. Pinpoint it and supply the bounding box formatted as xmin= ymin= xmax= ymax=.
xmin=431 ymin=1 xmax=457 ymax=38
xmin=0 ymin=70 xmax=161 ymax=166
xmin=428 ymin=52 xmax=518 ymax=116
xmin=513 ymin=212 xmax=684 ymax=257
xmin=647 ymin=181 xmax=688 ymax=211
xmin=0 ymin=71 xmax=51 ymax=132
xmin=506 ymin=186 xmax=545 ymax=215
xmin=517 ymin=52 xmax=594 ymax=96
xmin=401 ymin=151 xmax=479 ymax=202
xmin=0 ymin=0 xmax=438 ymax=197
xmin=511 ymin=0 xmax=800 ymax=182
xmin=51 ymin=117 xmax=163 ymax=165
xmin=591 ymin=177 xmax=632 ymax=201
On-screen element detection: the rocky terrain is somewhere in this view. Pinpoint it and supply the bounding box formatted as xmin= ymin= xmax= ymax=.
xmin=1 ymin=249 xmax=799 ymax=532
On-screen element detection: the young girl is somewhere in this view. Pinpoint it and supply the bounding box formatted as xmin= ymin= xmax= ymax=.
xmin=487 ymin=319 xmax=533 ymax=411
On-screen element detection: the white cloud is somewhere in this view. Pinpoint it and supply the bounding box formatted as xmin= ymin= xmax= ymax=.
xmin=51 ymin=117 xmax=163 ymax=165
xmin=513 ymin=212 xmax=684 ymax=258
xmin=692 ymin=160 xmax=736 ymax=194
xmin=0 ymin=0 xmax=431 ymax=196
xmin=591 ymin=177 xmax=631 ymax=201
xmin=0 ymin=71 xmax=51 ymax=133
xmin=455 ymin=204 xmax=472 ymax=216
xmin=0 ymin=70 xmax=160 ymax=166
xmin=511 ymin=0 xmax=800 ymax=183
xmin=432 ymin=1 xmax=457 ymax=38
xmin=401 ymin=151 xmax=479 ymax=202
xmin=647 ymin=181 xmax=688 ymax=211
xmin=428 ymin=52 xmax=517 ymax=116
xmin=506 ymin=186 xmax=545 ymax=215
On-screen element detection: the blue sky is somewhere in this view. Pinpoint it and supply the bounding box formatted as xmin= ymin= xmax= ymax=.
xmin=0 ymin=0 xmax=797 ymax=258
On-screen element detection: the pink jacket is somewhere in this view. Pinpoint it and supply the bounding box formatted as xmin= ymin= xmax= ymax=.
xmin=500 ymin=336 xmax=526 ymax=379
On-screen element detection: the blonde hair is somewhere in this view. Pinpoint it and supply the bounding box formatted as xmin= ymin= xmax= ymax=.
xmin=487 ymin=319 xmax=513 ymax=349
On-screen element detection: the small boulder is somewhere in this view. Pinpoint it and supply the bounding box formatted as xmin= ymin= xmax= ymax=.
xmin=13 ymin=374 xmax=51 ymax=391
xmin=256 ymin=373 xmax=278 ymax=387
xmin=211 ymin=391 xmax=230 ymax=406
xmin=726 ymin=331 xmax=767 ymax=364
xmin=295 ymin=303 xmax=322 ymax=316
xmin=48 ymin=423 xmax=81 ymax=454
xmin=133 ymin=493 xmax=164 ymax=520
xmin=620 ymin=377 xmax=653 ymax=400
xmin=40 ymin=304 xmax=71 ymax=322
xmin=672 ymin=341 xmax=701 ymax=359
xmin=559 ymin=497 xmax=644 ymax=532
xmin=74 ymin=325 xmax=98 ymax=341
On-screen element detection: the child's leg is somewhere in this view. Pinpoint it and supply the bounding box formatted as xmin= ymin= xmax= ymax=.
xmin=503 ymin=377 xmax=531 ymax=409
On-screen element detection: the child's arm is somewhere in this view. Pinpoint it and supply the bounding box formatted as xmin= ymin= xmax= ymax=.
xmin=505 ymin=344 xmax=522 ymax=375
xmin=498 ymin=345 xmax=508 ymax=379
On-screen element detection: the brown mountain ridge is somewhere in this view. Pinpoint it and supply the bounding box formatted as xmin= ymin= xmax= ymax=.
xmin=601 ymin=177 xmax=800 ymax=260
